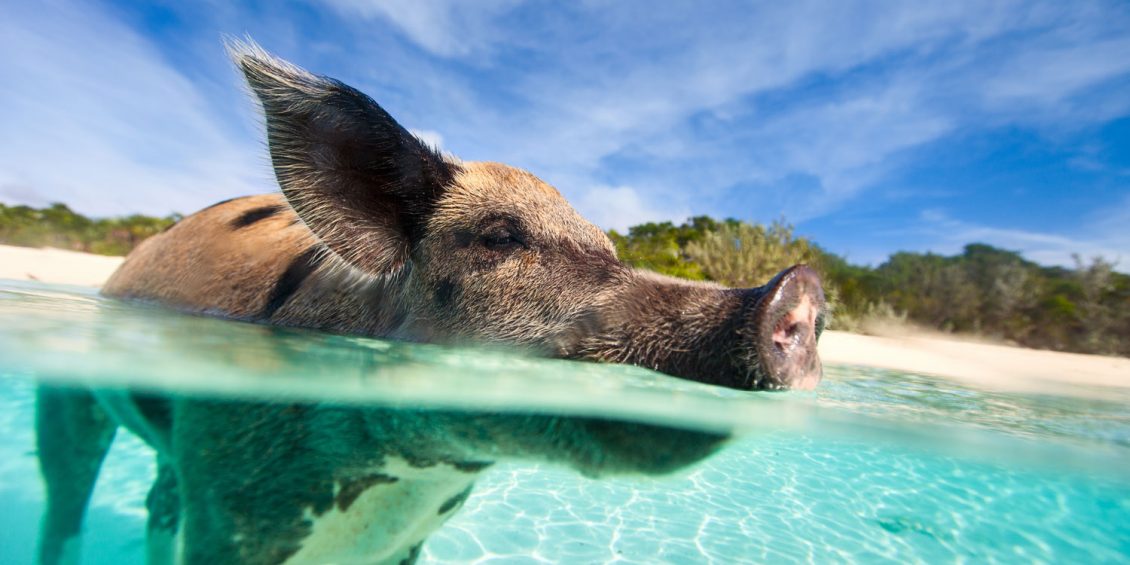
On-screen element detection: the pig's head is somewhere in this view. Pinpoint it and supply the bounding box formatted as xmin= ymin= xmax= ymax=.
xmin=235 ymin=44 xmax=825 ymax=391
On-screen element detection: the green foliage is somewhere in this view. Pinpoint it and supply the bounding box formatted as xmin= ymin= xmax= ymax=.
xmin=0 ymin=201 xmax=180 ymax=256
xmin=685 ymin=220 xmax=817 ymax=288
xmin=608 ymin=216 xmax=726 ymax=280
xmin=609 ymin=214 xmax=1128 ymax=357
xmin=851 ymin=245 xmax=1129 ymax=355
xmin=1071 ymin=254 xmax=1126 ymax=355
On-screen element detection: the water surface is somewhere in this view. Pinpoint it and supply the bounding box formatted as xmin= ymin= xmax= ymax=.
xmin=1 ymin=280 xmax=1127 ymax=563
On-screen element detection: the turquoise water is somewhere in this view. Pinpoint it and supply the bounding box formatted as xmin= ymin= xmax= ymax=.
xmin=1 ymin=280 xmax=1128 ymax=563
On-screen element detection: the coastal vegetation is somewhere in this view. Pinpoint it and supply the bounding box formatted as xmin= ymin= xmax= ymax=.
xmin=3 ymin=201 xmax=1127 ymax=356
xmin=612 ymin=218 xmax=1128 ymax=357
xmin=0 ymin=202 xmax=180 ymax=256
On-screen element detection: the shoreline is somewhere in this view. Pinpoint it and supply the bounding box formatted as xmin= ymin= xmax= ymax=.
xmin=818 ymin=331 xmax=1128 ymax=393
xmin=1 ymin=244 xmax=1125 ymax=391
xmin=0 ymin=244 xmax=123 ymax=287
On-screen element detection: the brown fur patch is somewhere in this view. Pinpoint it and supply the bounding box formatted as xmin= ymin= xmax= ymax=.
xmin=102 ymin=194 xmax=321 ymax=320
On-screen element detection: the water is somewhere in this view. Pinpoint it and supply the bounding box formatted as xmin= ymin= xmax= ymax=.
xmin=1 ymin=280 xmax=1127 ymax=563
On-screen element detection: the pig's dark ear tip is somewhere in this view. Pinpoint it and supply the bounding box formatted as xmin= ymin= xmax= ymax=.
xmin=223 ymin=35 xmax=267 ymax=73
xmin=756 ymin=265 xmax=825 ymax=390
xmin=223 ymin=36 xmax=326 ymax=95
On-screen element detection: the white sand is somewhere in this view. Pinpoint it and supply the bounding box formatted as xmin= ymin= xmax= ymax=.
xmin=1 ymin=244 xmax=1125 ymax=391
xmin=0 ymin=244 xmax=123 ymax=287
xmin=819 ymin=331 xmax=1128 ymax=393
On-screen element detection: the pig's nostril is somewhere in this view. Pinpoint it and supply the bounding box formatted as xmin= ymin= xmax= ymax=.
xmin=777 ymin=320 xmax=795 ymax=350
xmin=773 ymin=320 xmax=804 ymax=352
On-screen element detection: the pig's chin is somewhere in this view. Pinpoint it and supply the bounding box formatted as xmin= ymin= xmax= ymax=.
xmin=748 ymin=369 xmax=822 ymax=392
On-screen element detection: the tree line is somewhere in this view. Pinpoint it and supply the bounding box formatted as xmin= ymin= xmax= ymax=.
xmin=2 ymin=201 xmax=1126 ymax=356
xmin=610 ymin=216 xmax=1129 ymax=357
xmin=0 ymin=202 xmax=180 ymax=256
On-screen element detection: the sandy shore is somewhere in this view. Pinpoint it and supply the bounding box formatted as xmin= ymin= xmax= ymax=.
xmin=1 ymin=244 xmax=1126 ymax=391
xmin=819 ymin=331 xmax=1128 ymax=393
xmin=0 ymin=244 xmax=123 ymax=287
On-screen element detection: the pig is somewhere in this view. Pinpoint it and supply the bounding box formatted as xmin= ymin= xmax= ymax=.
xmin=36 ymin=41 xmax=825 ymax=565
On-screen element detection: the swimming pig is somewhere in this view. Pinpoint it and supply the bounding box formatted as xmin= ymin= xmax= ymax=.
xmin=37 ymin=41 xmax=825 ymax=565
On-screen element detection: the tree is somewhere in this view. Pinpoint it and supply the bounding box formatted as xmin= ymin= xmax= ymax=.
xmin=1073 ymin=254 xmax=1120 ymax=355
xmin=684 ymin=219 xmax=817 ymax=288
xmin=959 ymin=244 xmax=1040 ymax=340
xmin=0 ymin=201 xmax=179 ymax=256
xmin=608 ymin=218 xmax=724 ymax=280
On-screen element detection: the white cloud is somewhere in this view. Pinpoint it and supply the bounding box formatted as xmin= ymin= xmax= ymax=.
xmin=981 ymin=37 xmax=1130 ymax=109
xmin=318 ymin=0 xmax=523 ymax=58
xmin=915 ymin=208 xmax=1130 ymax=272
xmin=575 ymin=185 xmax=688 ymax=232
xmin=0 ymin=1 xmax=270 ymax=217
xmin=359 ymin=0 xmax=1130 ymax=229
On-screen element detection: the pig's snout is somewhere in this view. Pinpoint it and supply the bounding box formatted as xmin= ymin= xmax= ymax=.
xmin=752 ymin=265 xmax=826 ymax=390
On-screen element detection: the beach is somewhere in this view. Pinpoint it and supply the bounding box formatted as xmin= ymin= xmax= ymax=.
xmin=2 ymin=243 xmax=1126 ymax=392
xmin=0 ymin=244 xmax=124 ymax=287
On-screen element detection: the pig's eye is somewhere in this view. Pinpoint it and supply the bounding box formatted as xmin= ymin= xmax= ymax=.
xmin=481 ymin=228 xmax=524 ymax=251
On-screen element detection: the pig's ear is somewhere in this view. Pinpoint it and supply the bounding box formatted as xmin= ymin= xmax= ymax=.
xmin=230 ymin=40 xmax=455 ymax=275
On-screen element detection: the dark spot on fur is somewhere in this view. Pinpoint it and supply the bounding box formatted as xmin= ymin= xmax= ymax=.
xmin=263 ymin=246 xmax=325 ymax=319
xmin=437 ymin=486 xmax=473 ymax=515
xmin=231 ymin=204 xmax=286 ymax=229
xmin=434 ymin=278 xmax=459 ymax=309
xmin=452 ymin=460 xmax=492 ymax=473
xmin=399 ymin=542 xmax=423 ymax=565
xmin=335 ymin=473 xmax=399 ymax=512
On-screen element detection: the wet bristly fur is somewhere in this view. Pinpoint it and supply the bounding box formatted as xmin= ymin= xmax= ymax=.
xmin=38 ymin=40 xmax=825 ymax=565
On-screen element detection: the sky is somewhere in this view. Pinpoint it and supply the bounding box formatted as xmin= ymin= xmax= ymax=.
xmin=2 ymin=0 xmax=1129 ymax=271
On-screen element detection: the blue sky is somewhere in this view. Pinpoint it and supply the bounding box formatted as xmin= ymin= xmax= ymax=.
xmin=2 ymin=0 xmax=1129 ymax=270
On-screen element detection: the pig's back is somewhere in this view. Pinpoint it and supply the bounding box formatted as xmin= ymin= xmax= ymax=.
xmin=103 ymin=194 xmax=312 ymax=318
xmin=102 ymin=194 xmax=399 ymax=336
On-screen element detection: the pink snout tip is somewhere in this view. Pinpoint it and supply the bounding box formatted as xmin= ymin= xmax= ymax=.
xmin=756 ymin=265 xmax=826 ymax=391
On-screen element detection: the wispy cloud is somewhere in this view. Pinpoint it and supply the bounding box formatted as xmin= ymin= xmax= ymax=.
xmin=915 ymin=207 xmax=1129 ymax=272
xmin=0 ymin=1 xmax=269 ymax=217
xmin=318 ymin=0 xmax=523 ymax=58
xmin=319 ymin=1 xmax=1130 ymax=230
xmin=575 ymin=185 xmax=689 ymax=233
